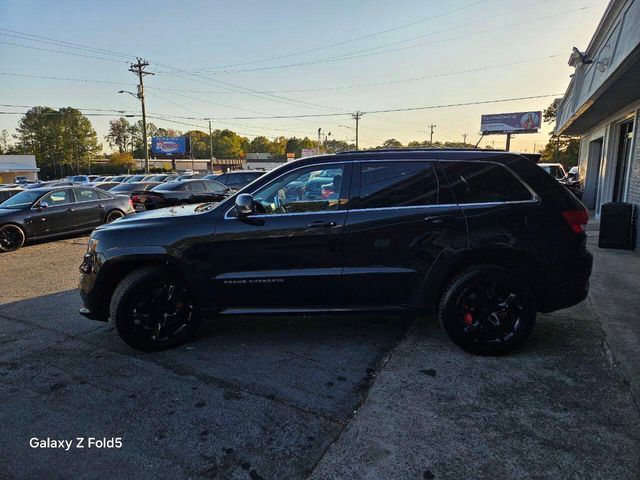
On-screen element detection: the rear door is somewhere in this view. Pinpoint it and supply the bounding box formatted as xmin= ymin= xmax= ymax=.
xmin=342 ymin=159 xmax=467 ymax=306
xmin=72 ymin=187 xmax=105 ymax=228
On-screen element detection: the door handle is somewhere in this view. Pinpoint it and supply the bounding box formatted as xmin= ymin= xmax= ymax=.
xmin=307 ymin=220 xmax=337 ymax=228
xmin=67 ymin=208 xmax=75 ymax=212
xmin=96 ymin=204 xmax=103 ymax=208
xmin=424 ymin=215 xmax=454 ymax=224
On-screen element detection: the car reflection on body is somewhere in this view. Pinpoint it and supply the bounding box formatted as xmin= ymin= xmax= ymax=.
xmin=131 ymin=179 xmax=233 ymax=211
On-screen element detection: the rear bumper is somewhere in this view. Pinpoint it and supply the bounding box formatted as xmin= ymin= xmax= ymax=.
xmin=537 ymin=249 xmax=593 ymax=313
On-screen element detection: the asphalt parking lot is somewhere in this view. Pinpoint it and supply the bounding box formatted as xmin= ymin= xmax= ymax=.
xmin=1 ymin=235 xmax=639 ymax=479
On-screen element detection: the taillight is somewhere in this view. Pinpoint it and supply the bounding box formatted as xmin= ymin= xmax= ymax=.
xmin=129 ymin=198 xmax=135 ymax=209
xmin=561 ymin=209 xmax=589 ymax=233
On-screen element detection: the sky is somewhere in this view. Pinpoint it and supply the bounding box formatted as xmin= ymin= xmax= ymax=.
xmin=0 ymin=0 xmax=609 ymax=153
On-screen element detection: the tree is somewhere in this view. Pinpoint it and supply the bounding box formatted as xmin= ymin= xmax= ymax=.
xmin=211 ymin=129 xmax=248 ymax=158
xmin=108 ymin=151 xmax=135 ymax=170
xmin=380 ymin=138 xmax=403 ymax=149
xmin=105 ymin=117 xmax=131 ymax=153
xmin=16 ymin=106 xmax=101 ymax=178
xmin=0 ymin=129 xmax=10 ymax=153
xmin=248 ymin=136 xmax=272 ymax=153
xmin=540 ymin=102 xmax=580 ymax=168
xmin=285 ymin=137 xmax=317 ymax=157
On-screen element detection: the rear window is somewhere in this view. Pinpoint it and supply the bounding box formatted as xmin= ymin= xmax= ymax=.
xmin=441 ymin=161 xmax=533 ymax=204
xmin=356 ymin=161 xmax=438 ymax=209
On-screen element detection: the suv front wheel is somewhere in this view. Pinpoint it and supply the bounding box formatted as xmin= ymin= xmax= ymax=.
xmin=438 ymin=266 xmax=536 ymax=355
xmin=110 ymin=266 xmax=201 ymax=351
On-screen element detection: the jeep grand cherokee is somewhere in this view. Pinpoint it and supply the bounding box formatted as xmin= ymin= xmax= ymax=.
xmin=79 ymin=149 xmax=592 ymax=354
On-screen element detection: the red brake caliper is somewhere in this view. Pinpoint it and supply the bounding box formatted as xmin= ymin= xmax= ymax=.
xmin=463 ymin=312 xmax=474 ymax=326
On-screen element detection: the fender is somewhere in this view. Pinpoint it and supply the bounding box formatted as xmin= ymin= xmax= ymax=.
xmin=417 ymin=246 xmax=546 ymax=308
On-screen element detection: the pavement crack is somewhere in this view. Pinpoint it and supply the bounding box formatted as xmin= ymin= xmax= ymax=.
xmin=141 ymin=355 xmax=345 ymax=426
xmin=305 ymin=316 xmax=417 ymax=479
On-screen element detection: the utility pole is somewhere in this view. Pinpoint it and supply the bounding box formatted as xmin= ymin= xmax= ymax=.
xmin=317 ymin=127 xmax=322 ymax=154
xmin=209 ymin=120 xmax=213 ymax=173
xmin=352 ymin=111 xmax=364 ymax=150
xmin=128 ymin=58 xmax=154 ymax=173
xmin=505 ymin=133 xmax=512 ymax=152
xmin=462 ymin=133 xmax=468 ymax=145
xmin=428 ymin=124 xmax=436 ymax=145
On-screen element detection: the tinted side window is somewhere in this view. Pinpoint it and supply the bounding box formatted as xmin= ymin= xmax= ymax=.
xmin=356 ymin=161 xmax=438 ymax=209
xmin=74 ymin=188 xmax=99 ymax=202
xmin=41 ymin=190 xmax=72 ymax=206
xmin=189 ymin=181 xmax=207 ymax=192
xmin=96 ymin=190 xmax=112 ymax=200
xmin=205 ymin=180 xmax=227 ymax=194
xmin=442 ymin=161 xmax=533 ymax=204
xmin=177 ymin=183 xmax=191 ymax=192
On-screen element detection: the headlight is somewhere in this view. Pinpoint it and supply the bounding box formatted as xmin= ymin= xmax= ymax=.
xmin=87 ymin=236 xmax=99 ymax=254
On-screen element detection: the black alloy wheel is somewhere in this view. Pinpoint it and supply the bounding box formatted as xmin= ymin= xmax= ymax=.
xmin=111 ymin=267 xmax=201 ymax=351
xmin=438 ymin=266 xmax=536 ymax=355
xmin=0 ymin=224 xmax=26 ymax=252
xmin=105 ymin=210 xmax=124 ymax=223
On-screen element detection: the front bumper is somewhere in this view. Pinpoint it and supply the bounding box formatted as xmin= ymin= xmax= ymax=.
xmin=78 ymin=253 xmax=109 ymax=322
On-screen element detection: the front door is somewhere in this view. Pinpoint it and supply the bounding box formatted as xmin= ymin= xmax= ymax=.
xmin=342 ymin=160 xmax=466 ymax=306
xmin=24 ymin=189 xmax=76 ymax=237
xmin=613 ymin=120 xmax=634 ymax=202
xmin=210 ymin=162 xmax=352 ymax=309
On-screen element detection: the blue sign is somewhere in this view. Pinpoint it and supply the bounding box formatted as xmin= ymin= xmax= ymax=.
xmin=151 ymin=136 xmax=189 ymax=156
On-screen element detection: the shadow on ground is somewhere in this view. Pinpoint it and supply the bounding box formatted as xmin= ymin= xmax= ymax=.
xmin=0 ymin=290 xmax=411 ymax=479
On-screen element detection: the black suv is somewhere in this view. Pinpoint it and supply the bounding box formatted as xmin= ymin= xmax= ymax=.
xmin=79 ymin=149 xmax=592 ymax=354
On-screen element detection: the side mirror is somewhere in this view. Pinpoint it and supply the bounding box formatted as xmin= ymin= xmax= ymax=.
xmin=234 ymin=193 xmax=254 ymax=216
xmin=40 ymin=201 xmax=49 ymax=209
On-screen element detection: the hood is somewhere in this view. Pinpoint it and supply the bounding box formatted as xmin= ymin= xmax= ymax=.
xmin=94 ymin=202 xmax=219 ymax=233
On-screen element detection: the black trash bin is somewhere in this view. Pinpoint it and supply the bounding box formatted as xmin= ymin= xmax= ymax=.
xmin=598 ymin=202 xmax=636 ymax=249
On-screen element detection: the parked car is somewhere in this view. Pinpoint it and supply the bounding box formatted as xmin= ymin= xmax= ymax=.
xmin=123 ymin=174 xmax=147 ymax=183
xmin=176 ymin=173 xmax=205 ymax=181
xmin=109 ymin=181 xmax=161 ymax=196
xmin=66 ymin=175 xmax=93 ymax=184
xmin=0 ymin=187 xmax=23 ymax=203
xmin=79 ymin=149 xmax=592 ymax=353
xmin=205 ymin=170 xmax=264 ymax=190
xmin=130 ymin=179 xmax=232 ymax=211
xmin=0 ymin=186 xmax=134 ymax=252
xmin=538 ymin=163 xmax=582 ymax=198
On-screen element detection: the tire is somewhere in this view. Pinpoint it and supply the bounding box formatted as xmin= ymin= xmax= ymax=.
xmin=110 ymin=266 xmax=201 ymax=351
xmin=0 ymin=224 xmax=26 ymax=252
xmin=105 ymin=210 xmax=124 ymax=224
xmin=437 ymin=265 xmax=536 ymax=355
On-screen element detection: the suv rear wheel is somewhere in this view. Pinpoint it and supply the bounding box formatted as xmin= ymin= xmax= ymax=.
xmin=438 ymin=265 xmax=536 ymax=355
xmin=0 ymin=224 xmax=26 ymax=252
xmin=110 ymin=266 xmax=201 ymax=351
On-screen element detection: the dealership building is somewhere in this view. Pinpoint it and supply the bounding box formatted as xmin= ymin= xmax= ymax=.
xmin=555 ymin=0 xmax=640 ymax=249
xmin=0 ymin=155 xmax=39 ymax=183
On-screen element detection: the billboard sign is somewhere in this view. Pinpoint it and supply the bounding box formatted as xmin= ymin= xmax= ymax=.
xmin=300 ymin=148 xmax=318 ymax=158
xmin=151 ymin=136 xmax=190 ymax=156
xmin=480 ymin=111 xmax=542 ymax=134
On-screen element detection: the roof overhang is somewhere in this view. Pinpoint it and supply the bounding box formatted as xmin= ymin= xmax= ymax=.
xmin=558 ymin=43 xmax=640 ymax=135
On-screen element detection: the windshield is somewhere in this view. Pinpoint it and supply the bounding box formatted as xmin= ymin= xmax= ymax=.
xmin=0 ymin=190 xmax=42 ymax=209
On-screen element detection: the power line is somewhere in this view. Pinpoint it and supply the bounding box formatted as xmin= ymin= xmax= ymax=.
xmin=0 ymin=93 xmax=562 ymax=121
xmin=188 ymin=0 xmax=490 ymax=71
xmin=0 ymin=71 xmax=134 ymax=86
xmin=185 ymin=6 xmax=590 ymax=75
xmin=0 ymin=28 xmax=134 ymax=59
xmin=0 ymin=40 xmax=129 ymax=63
